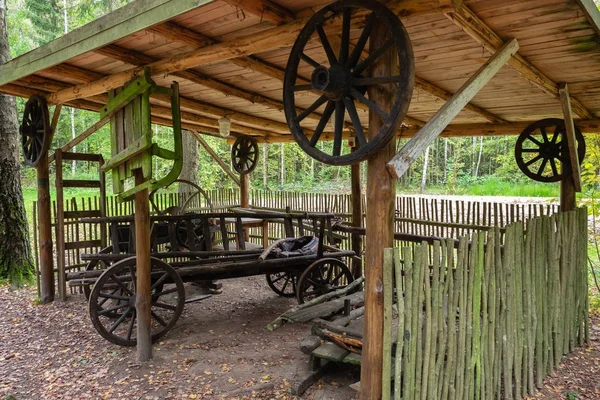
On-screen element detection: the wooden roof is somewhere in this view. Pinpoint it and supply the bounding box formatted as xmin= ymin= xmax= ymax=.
xmin=1 ymin=0 xmax=600 ymax=142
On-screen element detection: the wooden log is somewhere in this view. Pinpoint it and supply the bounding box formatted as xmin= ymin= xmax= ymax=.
xmin=241 ymin=173 xmax=249 ymax=209
xmin=350 ymin=157 xmax=363 ymax=278
xmin=360 ymin=20 xmax=397 ymax=400
xmin=37 ymin=154 xmax=54 ymax=304
xmin=134 ymin=170 xmax=152 ymax=361
xmin=387 ymin=38 xmax=519 ymax=179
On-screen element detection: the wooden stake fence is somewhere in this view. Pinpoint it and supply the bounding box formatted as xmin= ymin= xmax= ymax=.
xmin=383 ymin=207 xmax=588 ymax=400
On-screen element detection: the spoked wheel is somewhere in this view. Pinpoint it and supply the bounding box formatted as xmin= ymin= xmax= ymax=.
xmin=83 ymin=244 xmax=123 ymax=300
xmin=283 ymin=0 xmax=414 ymax=165
xmin=89 ymin=257 xmax=185 ymax=347
xmin=20 ymin=95 xmax=52 ymax=167
xmin=515 ymin=118 xmax=585 ymax=182
xmin=174 ymin=213 xmax=213 ymax=251
xmin=231 ymin=136 xmax=259 ymax=174
xmin=266 ymin=271 xmax=299 ymax=298
xmin=150 ymin=179 xmax=214 ymax=215
xmin=297 ymin=258 xmax=354 ymax=304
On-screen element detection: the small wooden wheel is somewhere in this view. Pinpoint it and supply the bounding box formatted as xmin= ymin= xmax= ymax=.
xmin=175 ymin=214 xmax=213 ymax=251
xmin=297 ymin=258 xmax=354 ymax=304
xmin=515 ymin=118 xmax=585 ymax=183
xmin=266 ymin=271 xmax=299 ymax=298
xmin=89 ymin=257 xmax=185 ymax=347
xmin=20 ymin=95 xmax=51 ymax=167
xmin=283 ymin=0 xmax=414 ymax=165
xmin=150 ymin=179 xmax=214 ymax=215
xmin=231 ymin=136 xmax=259 ymax=174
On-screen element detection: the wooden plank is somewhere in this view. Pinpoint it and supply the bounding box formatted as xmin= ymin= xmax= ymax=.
xmin=446 ymin=5 xmax=594 ymax=120
xmin=0 ymin=0 xmax=213 ymax=87
xmin=558 ymin=83 xmax=582 ymax=192
xmin=64 ymin=239 xmax=103 ymax=250
xmin=59 ymin=152 xmax=103 ymax=162
xmin=220 ymin=0 xmax=295 ymax=25
xmin=312 ymin=342 xmax=350 ymax=362
xmin=62 ymin=180 xmax=102 ymax=188
xmin=387 ymin=38 xmax=519 ymax=179
xmin=64 ymin=210 xmax=102 ymax=219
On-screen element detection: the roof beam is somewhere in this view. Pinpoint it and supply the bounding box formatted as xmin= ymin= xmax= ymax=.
xmin=219 ymin=0 xmax=295 ymax=25
xmin=445 ymin=5 xmax=595 ymax=119
xmin=0 ymin=0 xmax=213 ymax=87
xmin=45 ymin=0 xmax=460 ymax=105
xmin=574 ymin=0 xmax=600 ymax=39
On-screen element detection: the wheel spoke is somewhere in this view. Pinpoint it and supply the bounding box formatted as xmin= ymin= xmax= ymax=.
xmin=281 ymin=275 xmax=290 ymax=293
xmin=326 ymin=265 xmax=333 ymax=282
xmin=293 ymin=84 xmax=313 ymax=92
xmin=129 ymin=265 xmax=137 ymax=291
xmin=154 ymin=287 xmax=179 ymax=298
xmin=537 ymin=158 xmax=548 ymax=176
xmin=353 ymin=76 xmax=403 ymax=86
xmin=524 ymin=155 xmax=543 ymax=167
xmin=271 ymin=274 xmax=285 ymax=284
xmin=98 ymin=292 xmax=130 ymax=301
xmin=126 ymin=311 xmax=136 ymax=340
xmin=343 ymin=97 xmax=367 ymax=147
xmin=526 ymin=135 xmax=543 ymax=146
xmin=154 ymin=302 xmax=177 ymax=311
xmin=97 ymin=304 xmax=128 ymax=316
xmin=309 ymin=101 xmax=335 ymax=147
xmin=108 ymin=307 xmax=132 ymax=334
xmin=521 ymin=149 xmax=539 ymax=153
xmin=353 ymin=37 xmax=394 ymax=76
xmin=98 ymin=288 xmax=120 ymax=307
xmin=549 ymin=157 xmax=559 ymax=177
xmin=151 ymin=310 xmax=168 ymax=327
xmin=551 ymin=127 xmax=560 ymax=143
xmin=339 ymin=8 xmax=351 ymax=64
xmin=333 ymin=102 xmax=345 ymax=157
xmin=347 ymin=12 xmax=376 ymax=68
xmin=300 ymin=53 xmax=321 ymax=69
xmin=109 ymin=275 xmax=134 ymax=296
xmin=350 ymin=88 xmax=388 ymax=120
xmin=294 ymin=95 xmax=328 ymax=123
xmin=540 ymin=127 xmax=549 ymax=143
xmin=331 ymin=272 xmax=344 ymax=285
xmin=151 ymin=272 xmax=169 ymax=291
xmin=316 ymin=25 xmax=337 ymax=66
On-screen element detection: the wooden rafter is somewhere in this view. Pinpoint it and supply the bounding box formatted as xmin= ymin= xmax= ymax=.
xmin=575 ymin=0 xmax=600 ymax=38
xmin=220 ymin=0 xmax=295 ymax=25
xmin=44 ymin=0 xmax=461 ymax=105
xmin=446 ymin=5 xmax=595 ymax=119
xmin=189 ymin=130 xmax=241 ymax=186
xmin=387 ymin=39 xmax=519 ymax=179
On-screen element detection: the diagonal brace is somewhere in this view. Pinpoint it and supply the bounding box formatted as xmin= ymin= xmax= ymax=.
xmin=558 ymin=83 xmax=582 ymax=192
xmin=386 ymin=38 xmax=519 ymax=179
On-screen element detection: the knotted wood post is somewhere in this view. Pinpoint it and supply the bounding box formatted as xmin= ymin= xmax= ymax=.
xmin=360 ymin=22 xmax=397 ymax=400
xmin=135 ymin=169 xmax=152 ymax=361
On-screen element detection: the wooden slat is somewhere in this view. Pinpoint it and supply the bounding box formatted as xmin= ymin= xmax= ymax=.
xmin=64 ymin=239 xmax=103 ymax=250
xmin=62 ymin=180 xmax=102 ymax=188
xmin=64 ymin=210 xmax=102 ymax=219
xmin=59 ymin=152 xmax=103 ymax=162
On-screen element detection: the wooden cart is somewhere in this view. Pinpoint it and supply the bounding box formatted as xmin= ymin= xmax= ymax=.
xmin=66 ymin=210 xmax=355 ymax=346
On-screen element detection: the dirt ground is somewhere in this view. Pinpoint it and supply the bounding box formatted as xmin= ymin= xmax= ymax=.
xmin=1 ymin=277 xmax=599 ymax=400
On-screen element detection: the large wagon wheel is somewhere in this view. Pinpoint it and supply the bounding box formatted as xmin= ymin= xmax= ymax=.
xmin=515 ymin=118 xmax=585 ymax=183
xmin=149 ymin=179 xmax=214 ymax=216
xmin=89 ymin=257 xmax=185 ymax=346
xmin=20 ymin=95 xmax=52 ymax=167
xmin=231 ymin=136 xmax=259 ymax=175
xmin=296 ymin=258 xmax=354 ymax=304
xmin=283 ymin=0 xmax=414 ymax=165
xmin=266 ymin=271 xmax=299 ymax=298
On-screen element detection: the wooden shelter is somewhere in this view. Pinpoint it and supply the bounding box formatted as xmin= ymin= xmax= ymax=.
xmin=1 ymin=0 xmax=599 ymax=398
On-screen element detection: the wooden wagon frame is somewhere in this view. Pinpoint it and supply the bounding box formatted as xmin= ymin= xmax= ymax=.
xmin=1 ymin=0 xmax=600 ymax=397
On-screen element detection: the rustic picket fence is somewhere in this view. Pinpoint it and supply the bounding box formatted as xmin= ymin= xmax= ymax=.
xmin=31 ymin=188 xmax=560 ymax=297
xmin=382 ymin=207 xmax=589 ymax=400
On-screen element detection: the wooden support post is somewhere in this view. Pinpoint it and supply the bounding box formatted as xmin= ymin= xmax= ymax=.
xmin=134 ymin=169 xmax=152 ymax=361
xmin=387 ymin=38 xmax=519 ymax=179
xmin=361 ymin=22 xmax=397 ymax=400
xmin=37 ymin=154 xmax=54 ymax=304
xmin=240 ymin=173 xmax=250 ymax=208
xmin=55 ymin=150 xmax=66 ymax=301
xmin=561 ymin=173 xmax=576 ymax=212
xmin=350 ymin=158 xmax=363 ymax=278
xmin=558 ymin=83 xmax=582 ymax=192
xmin=189 ymin=130 xmax=241 ymax=186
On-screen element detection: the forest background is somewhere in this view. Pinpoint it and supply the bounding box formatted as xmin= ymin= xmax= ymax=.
xmin=8 ymin=0 xmax=600 ymax=206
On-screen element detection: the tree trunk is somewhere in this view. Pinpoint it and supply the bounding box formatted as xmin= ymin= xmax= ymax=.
xmin=420 ymin=145 xmax=430 ymax=194
xmin=178 ymin=130 xmax=199 ymax=200
xmin=280 ymin=143 xmax=285 ymax=189
xmin=0 ymin=0 xmax=34 ymax=285
xmin=444 ymin=138 xmax=448 ymax=184
xmin=474 ymin=136 xmax=483 ymax=177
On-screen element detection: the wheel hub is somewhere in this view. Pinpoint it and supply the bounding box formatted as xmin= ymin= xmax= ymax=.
xmin=540 ymin=143 xmax=559 ymax=159
xmin=311 ymin=64 xmax=351 ymax=101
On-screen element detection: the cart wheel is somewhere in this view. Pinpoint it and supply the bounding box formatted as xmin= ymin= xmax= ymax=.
xmin=20 ymin=95 xmax=52 ymax=167
xmin=175 ymin=214 xmax=212 ymax=251
xmin=283 ymin=0 xmax=414 ymax=165
xmin=231 ymin=136 xmax=259 ymax=175
xmin=515 ymin=118 xmax=585 ymax=183
xmin=150 ymin=179 xmax=214 ymax=215
xmin=83 ymin=245 xmax=120 ymax=300
xmin=297 ymin=258 xmax=354 ymax=304
xmin=89 ymin=257 xmax=185 ymax=347
xmin=266 ymin=271 xmax=299 ymax=298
